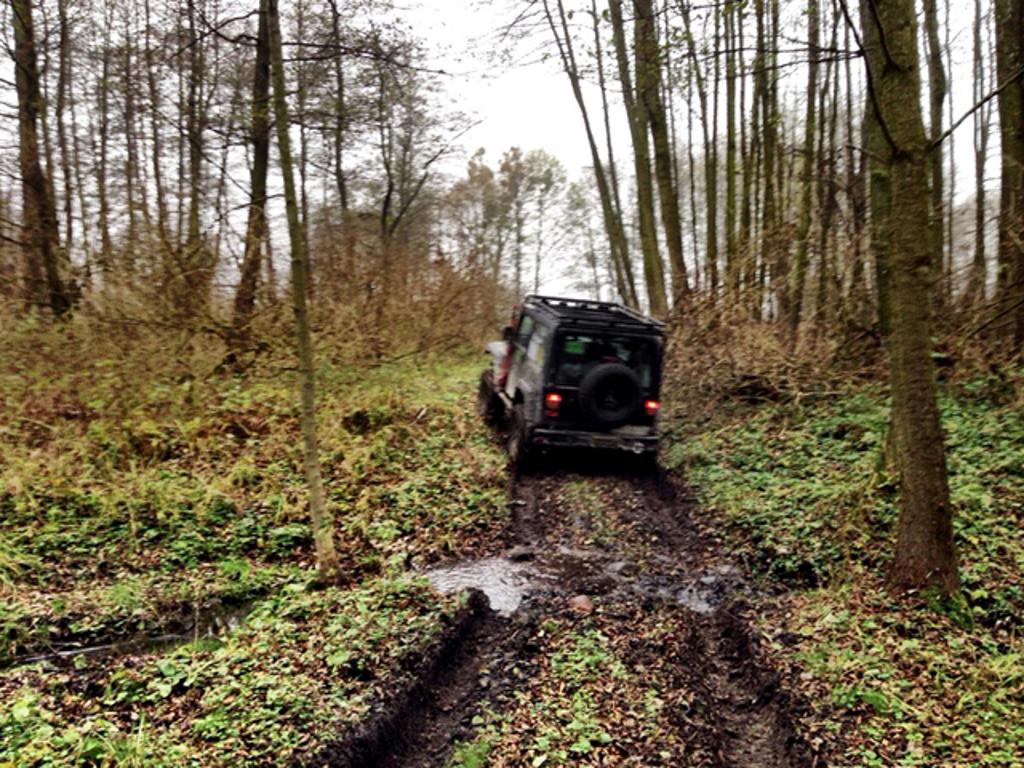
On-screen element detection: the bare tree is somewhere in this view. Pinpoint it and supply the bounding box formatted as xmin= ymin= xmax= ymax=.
xmin=266 ymin=0 xmax=342 ymax=583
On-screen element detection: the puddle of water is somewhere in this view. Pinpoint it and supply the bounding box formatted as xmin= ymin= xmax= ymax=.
xmin=425 ymin=558 xmax=538 ymax=616
xmin=644 ymin=567 xmax=744 ymax=614
xmin=6 ymin=600 xmax=255 ymax=670
xmin=673 ymin=584 xmax=717 ymax=614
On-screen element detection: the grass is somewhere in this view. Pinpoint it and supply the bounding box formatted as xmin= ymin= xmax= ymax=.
xmin=665 ymin=369 xmax=1024 ymax=766
xmin=0 ymin=316 xmax=507 ymax=764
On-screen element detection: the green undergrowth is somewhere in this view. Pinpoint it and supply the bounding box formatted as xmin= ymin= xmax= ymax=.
xmin=1 ymin=575 xmax=460 ymax=766
xmin=665 ymin=370 xmax=1024 ymax=765
xmin=0 ymin=318 xmax=506 ymax=763
xmin=449 ymin=618 xmax=669 ymax=767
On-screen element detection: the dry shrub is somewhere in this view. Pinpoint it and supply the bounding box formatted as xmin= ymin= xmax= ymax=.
xmin=663 ymin=294 xmax=885 ymax=426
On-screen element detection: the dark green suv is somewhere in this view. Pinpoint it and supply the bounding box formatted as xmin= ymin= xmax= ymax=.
xmin=478 ymin=295 xmax=664 ymax=467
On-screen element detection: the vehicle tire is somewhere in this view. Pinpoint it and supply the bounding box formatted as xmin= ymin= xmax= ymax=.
xmin=506 ymin=404 xmax=533 ymax=471
xmin=477 ymin=370 xmax=501 ymax=426
xmin=578 ymin=363 xmax=642 ymax=429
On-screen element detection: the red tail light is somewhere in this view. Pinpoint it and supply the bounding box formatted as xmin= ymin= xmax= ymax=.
xmin=644 ymin=399 xmax=660 ymax=417
xmin=544 ymin=391 xmax=562 ymax=417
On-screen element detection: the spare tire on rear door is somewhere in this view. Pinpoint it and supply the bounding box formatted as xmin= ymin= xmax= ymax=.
xmin=578 ymin=362 xmax=642 ymax=429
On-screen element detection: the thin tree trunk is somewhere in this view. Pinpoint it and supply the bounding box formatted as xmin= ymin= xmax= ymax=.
xmin=144 ymin=0 xmax=169 ymax=252
xmin=923 ymin=0 xmax=948 ymax=293
xmin=791 ymin=0 xmax=818 ymax=335
xmin=232 ymin=3 xmax=271 ymax=347
xmin=591 ymin=0 xmax=637 ymax=305
xmin=185 ymin=0 xmax=206 ymax=308
xmin=844 ymin=18 xmax=868 ymax=324
xmin=266 ymin=0 xmax=341 ymax=583
xmin=97 ymin=13 xmax=113 ymax=279
xmin=967 ymin=0 xmax=989 ymax=303
xmin=55 ymin=0 xmax=73 ymax=260
xmin=680 ymin=0 xmax=719 ymax=296
xmin=123 ymin=12 xmax=139 ymax=271
xmin=724 ymin=0 xmax=738 ymax=292
xmin=685 ymin=61 xmax=701 ymax=293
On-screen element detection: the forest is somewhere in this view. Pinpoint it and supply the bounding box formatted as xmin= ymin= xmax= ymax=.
xmin=1 ymin=0 xmax=1022 ymax=765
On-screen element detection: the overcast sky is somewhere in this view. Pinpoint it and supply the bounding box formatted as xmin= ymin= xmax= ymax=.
xmin=401 ymin=0 xmax=627 ymax=178
xmin=403 ymin=0 xmax=988 ymax=203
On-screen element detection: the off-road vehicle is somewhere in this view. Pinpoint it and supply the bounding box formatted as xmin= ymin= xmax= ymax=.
xmin=478 ymin=295 xmax=664 ymax=467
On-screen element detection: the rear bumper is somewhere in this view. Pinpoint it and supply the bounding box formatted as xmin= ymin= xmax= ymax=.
xmin=530 ymin=427 xmax=658 ymax=454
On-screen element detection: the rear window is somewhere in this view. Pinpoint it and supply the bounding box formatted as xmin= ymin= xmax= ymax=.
xmin=553 ymin=334 xmax=657 ymax=388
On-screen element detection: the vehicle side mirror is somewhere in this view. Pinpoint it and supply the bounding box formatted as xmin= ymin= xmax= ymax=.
xmin=502 ymin=325 xmax=515 ymax=342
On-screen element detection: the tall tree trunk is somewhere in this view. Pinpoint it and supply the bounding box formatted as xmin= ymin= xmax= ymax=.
xmin=791 ymin=0 xmax=818 ymax=336
xmin=55 ymin=0 xmax=73 ymax=259
xmin=144 ymin=0 xmax=169 ymax=252
xmin=635 ymin=0 xmax=688 ymax=303
xmin=11 ymin=0 xmax=68 ymax=314
xmin=684 ymin=60 xmax=702 ymax=292
xmin=608 ymin=0 xmax=666 ymax=316
xmin=266 ymin=0 xmax=342 ymax=583
xmin=816 ymin=10 xmax=840 ymax=333
xmin=724 ymin=0 xmax=738 ymax=292
xmin=923 ymin=0 xmax=947 ymax=296
xmin=233 ymin=3 xmax=271 ymax=346
xmin=844 ymin=17 xmax=869 ymax=325
xmin=861 ymin=0 xmax=958 ymax=594
xmin=966 ymin=0 xmax=989 ymax=304
xmin=123 ymin=14 xmax=139 ymax=272
xmin=680 ymin=0 xmax=719 ymax=297
xmin=185 ymin=0 xmax=206 ymax=309
xmin=739 ymin=0 xmax=756 ymax=305
xmin=994 ymin=0 xmax=1024 ymax=344
xmin=862 ymin=0 xmax=892 ymax=336
xmin=97 ymin=13 xmax=113 ymax=279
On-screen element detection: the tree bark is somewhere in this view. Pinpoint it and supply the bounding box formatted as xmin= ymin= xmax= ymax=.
xmin=144 ymin=0 xmax=170 ymax=252
xmin=791 ymin=0 xmax=818 ymax=335
xmin=11 ymin=0 xmax=68 ymax=314
xmin=923 ymin=0 xmax=948 ymax=293
xmin=635 ymin=0 xmax=688 ymax=303
xmin=680 ymin=0 xmax=719 ymax=297
xmin=608 ymin=0 xmax=666 ymax=316
xmin=232 ymin=2 xmax=271 ymax=347
xmin=994 ymin=0 xmax=1024 ymax=344
xmin=861 ymin=0 xmax=958 ymax=594
xmin=266 ymin=0 xmax=342 ymax=583
xmin=185 ymin=0 xmax=207 ymax=310
xmin=966 ymin=0 xmax=989 ymax=304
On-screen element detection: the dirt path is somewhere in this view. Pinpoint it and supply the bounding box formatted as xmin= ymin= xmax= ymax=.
xmin=312 ymin=457 xmax=818 ymax=767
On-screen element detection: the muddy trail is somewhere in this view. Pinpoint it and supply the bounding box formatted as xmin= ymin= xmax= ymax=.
xmin=315 ymin=454 xmax=820 ymax=768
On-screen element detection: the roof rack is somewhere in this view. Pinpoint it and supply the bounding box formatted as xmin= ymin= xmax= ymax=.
xmin=522 ymin=294 xmax=663 ymax=332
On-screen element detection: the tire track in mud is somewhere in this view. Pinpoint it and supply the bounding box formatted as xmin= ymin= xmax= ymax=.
xmin=314 ymin=458 xmax=818 ymax=767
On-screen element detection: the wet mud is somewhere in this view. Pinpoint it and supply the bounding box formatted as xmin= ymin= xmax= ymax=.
xmin=320 ymin=451 xmax=822 ymax=767
xmin=300 ymin=591 xmax=536 ymax=768
xmin=3 ymin=598 xmax=255 ymax=671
